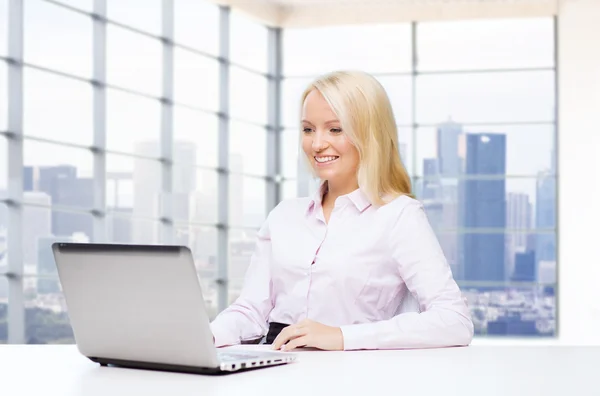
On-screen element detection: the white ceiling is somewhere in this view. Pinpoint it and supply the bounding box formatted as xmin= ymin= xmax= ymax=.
xmin=210 ymin=0 xmax=559 ymax=27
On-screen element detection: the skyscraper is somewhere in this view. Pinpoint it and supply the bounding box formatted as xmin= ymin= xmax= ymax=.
xmin=506 ymin=193 xmax=533 ymax=278
xmin=31 ymin=165 xmax=94 ymax=240
xmin=22 ymin=192 xmax=52 ymax=270
xmin=463 ymin=133 xmax=507 ymax=282
xmin=436 ymin=120 xmax=463 ymax=177
xmin=536 ymin=171 xmax=556 ymax=264
xmin=133 ymin=141 xmax=197 ymax=244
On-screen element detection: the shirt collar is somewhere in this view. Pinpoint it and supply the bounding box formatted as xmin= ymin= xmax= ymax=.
xmin=306 ymin=180 xmax=372 ymax=216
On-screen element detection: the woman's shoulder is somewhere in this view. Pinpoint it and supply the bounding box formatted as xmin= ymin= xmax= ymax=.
xmin=381 ymin=193 xmax=423 ymax=216
xmin=267 ymin=196 xmax=313 ymax=221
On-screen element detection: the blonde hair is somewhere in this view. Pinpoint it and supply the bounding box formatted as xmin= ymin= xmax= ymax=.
xmin=300 ymin=70 xmax=413 ymax=206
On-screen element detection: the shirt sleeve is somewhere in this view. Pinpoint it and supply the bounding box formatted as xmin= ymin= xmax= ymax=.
xmin=340 ymin=200 xmax=474 ymax=350
xmin=209 ymin=213 xmax=274 ymax=347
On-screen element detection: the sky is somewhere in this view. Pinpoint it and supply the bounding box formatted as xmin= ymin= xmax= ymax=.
xmin=0 ymin=0 xmax=556 ymax=210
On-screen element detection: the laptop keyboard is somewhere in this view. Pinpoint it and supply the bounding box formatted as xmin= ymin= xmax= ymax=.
xmin=218 ymin=352 xmax=260 ymax=362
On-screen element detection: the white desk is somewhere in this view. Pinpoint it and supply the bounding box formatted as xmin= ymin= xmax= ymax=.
xmin=0 ymin=345 xmax=598 ymax=396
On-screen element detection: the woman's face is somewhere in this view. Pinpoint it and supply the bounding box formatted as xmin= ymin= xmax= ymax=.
xmin=301 ymin=90 xmax=360 ymax=187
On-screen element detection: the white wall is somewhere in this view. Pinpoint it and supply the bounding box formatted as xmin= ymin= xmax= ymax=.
xmin=557 ymin=0 xmax=600 ymax=345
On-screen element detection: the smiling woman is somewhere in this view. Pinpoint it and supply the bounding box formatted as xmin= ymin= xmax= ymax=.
xmin=210 ymin=70 xmax=473 ymax=351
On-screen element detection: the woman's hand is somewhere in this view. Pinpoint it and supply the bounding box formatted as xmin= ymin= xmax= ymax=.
xmin=271 ymin=319 xmax=344 ymax=351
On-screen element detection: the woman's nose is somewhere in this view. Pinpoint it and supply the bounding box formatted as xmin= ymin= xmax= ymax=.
xmin=312 ymin=131 xmax=328 ymax=151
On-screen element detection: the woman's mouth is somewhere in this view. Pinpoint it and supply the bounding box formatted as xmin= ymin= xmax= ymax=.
xmin=314 ymin=156 xmax=339 ymax=166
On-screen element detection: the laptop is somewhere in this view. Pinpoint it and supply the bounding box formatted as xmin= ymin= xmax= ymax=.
xmin=52 ymin=242 xmax=297 ymax=374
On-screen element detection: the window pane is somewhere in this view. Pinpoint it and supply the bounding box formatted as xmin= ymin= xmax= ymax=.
xmin=106 ymin=154 xmax=162 ymax=222
xmin=463 ymin=284 xmax=556 ymax=336
xmin=228 ymin=228 xmax=257 ymax=303
xmin=0 ymin=136 xmax=6 ymax=193
xmin=184 ymin=224 xmax=218 ymax=319
xmin=229 ymin=177 xmax=265 ymax=228
xmin=23 ymin=68 xmax=93 ymax=145
xmin=53 ymin=0 xmax=92 ymax=12
xmin=229 ymin=122 xmax=266 ymax=176
xmin=24 ymin=277 xmax=75 ymax=344
xmin=416 ymin=71 xmax=555 ymax=124
xmin=0 ymin=61 xmax=7 ymax=131
xmin=417 ymin=176 xmax=555 ymax=233
xmin=0 ymin=0 xmax=7 ymax=57
xmin=230 ymin=67 xmax=268 ymax=125
xmin=24 ymin=0 xmax=92 ymax=78
xmin=174 ymin=48 xmax=219 ymax=112
xmin=416 ymin=124 xmax=555 ymax=177
xmin=284 ymin=24 xmax=411 ymax=76
xmin=106 ymin=214 xmax=162 ymax=245
xmin=378 ymin=75 xmax=412 ymax=125
xmin=107 ymin=25 xmax=162 ymax=96
xmin=24 ymin=215 xmax=93 ymax=275
xmin=176 ymin=224 xmax=217 ymax=272
xmin=282 ymin=77 xmax=311 ymax=128
xmin=174 ymin=0 xmax=219 ymax=55
xmin=0 ymin=277 xmax=6 ymax=343
xmin=282 ymin=129 xmax=300 ymax=178
xmin=23 ymin=141 xmax=94 ymax=209
xmin=173 ymin=107 xmax=218 ymax=168
xmin=417 ymin=18 xmax=554 ymax=72
xmin=397 ymin=127 xmax=413 ymax=176
xmin=172 ymin=164 xmax=217 ymax=224
xmin=230 ymin=10 xmax=268 ymax=72
xmin=106 ymin=89 xmax=161 ymax=156
xmin=107 ymin=0 xmax=161 ymax=36
xmin=282 ymin=180 xmax=297 ymax=200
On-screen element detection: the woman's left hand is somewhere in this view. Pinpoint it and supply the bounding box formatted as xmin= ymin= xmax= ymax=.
xmin=271 ymin=319 xmax=344 ymax=351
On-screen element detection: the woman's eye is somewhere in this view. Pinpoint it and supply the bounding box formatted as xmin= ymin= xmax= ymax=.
xmin=302 ymin=127 xmax=313 ymax=133
xmin=330 ymin=128 xmax=342 ymax=133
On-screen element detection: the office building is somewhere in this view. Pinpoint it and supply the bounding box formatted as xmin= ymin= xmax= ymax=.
xmin=506 ymin=193 xmax=533 ymax=278
xmin=463 ymin=133 xmax=507 ymax=282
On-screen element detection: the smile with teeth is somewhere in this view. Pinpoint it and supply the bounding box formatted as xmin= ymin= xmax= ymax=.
xmin=315 ymin=156 xmax=339 ymax=163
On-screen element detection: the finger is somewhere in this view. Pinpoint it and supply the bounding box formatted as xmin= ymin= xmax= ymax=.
xmin=271 ymin=326 xmax=307 ymax=350
xmin=282 ymin=335 xmax=308 ymax=351
xmin=271 ymin=325 xmax=298 ymax=350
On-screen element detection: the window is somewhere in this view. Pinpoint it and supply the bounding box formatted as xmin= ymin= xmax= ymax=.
xmin=174 ymin=0 xmax=219 ymax=56
xmin=24 ymin=0 xmax=92 ymax=78
xmin=53 ymin=0 xmax=92 ymax=13
xmin=106 ymin=0 xmax=161 ymax=36
xmin=230 ymin=10 xmax=268 ymax=73
xmin=107 ymin=25 xmax=162 ymax=96
xmin=229 ymin=177 xmax=266 ymax=228
xmin=171 ymin=164 xmax=218 ymax=225
xmin=230 ymin=66 xmax=268 ymax=125
xmin=283 ymin=17 xmax=556 ymax=337
xmin=0 ymin=276 xmax=7 ymax=343
xmin=229 ymin=121 xmax=267 ymax=176
xmin=173 ymin=107 xmax=219 ymax=168
xmin=417 ymin=19 xmax=554 ymax=71
xmin=0 ymin=61 xmax=7 ymax=131
xmin=23 ymin=141 xmax=94 ymax=210
xmin=24 ymin=278 xmax=74 ymax=344
xmin=23 ymin=68 xmax=93 ymax=145
xmin=0 ymin=0 xmax=7 ymax=57
xmin=283 ymin=24 xmax=412 ymax=76
xmin=106 ymin=89 xmax=161 ymax=156
xmin=415 ymin=71 xmax=555 ymax=124
xmin=174 ymin=48 xmax=220 ymax=112
xmin=0 ymin=136 xmax=6 ymax=195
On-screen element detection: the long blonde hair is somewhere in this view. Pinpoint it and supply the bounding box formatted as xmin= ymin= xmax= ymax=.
xmin=300 ymin=70 xmax=413 ymax=206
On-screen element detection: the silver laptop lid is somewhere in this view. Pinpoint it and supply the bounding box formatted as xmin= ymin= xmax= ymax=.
xmin=52 ymin=243 xmax=220 ymax=368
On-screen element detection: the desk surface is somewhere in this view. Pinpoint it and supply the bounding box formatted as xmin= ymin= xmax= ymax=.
xmin=0 ymin=345 xmax=598 ymax=396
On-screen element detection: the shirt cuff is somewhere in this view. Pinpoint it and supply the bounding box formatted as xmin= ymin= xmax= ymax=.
xmin=210 ymin=320 xmax=239 ymax=348
xmin=340 ymin=323 xmax=379 ymax=351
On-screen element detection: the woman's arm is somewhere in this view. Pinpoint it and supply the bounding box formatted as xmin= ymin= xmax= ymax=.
xmin=209 ymin=215 xmax=275 ymax=347
xmin=340 ymin=200 xmax=474 ymax=350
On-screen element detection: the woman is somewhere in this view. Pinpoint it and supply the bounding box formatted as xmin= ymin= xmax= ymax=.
xmin=210 ymin=70 xmax=474 ymax=351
